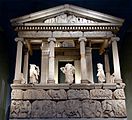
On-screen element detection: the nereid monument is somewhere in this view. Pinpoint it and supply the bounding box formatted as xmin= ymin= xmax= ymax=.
xmin=10 ymin=4 xmax=127 ymax=120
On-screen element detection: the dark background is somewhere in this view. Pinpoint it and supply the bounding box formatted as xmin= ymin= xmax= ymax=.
xmin=0 ymin=0 xmax=132 ymax=119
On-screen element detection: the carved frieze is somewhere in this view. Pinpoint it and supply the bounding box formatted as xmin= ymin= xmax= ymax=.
xmin=90 ymin=89 xmax=112 ymax=99
xmin=24 ymin=89 xmax=51 ymax=100
xmin=11 ymin=89 xmax=23 ymax=100
xmin=31 ymin=100 xmax=56 ymax=118
xmin=10 ymin=100 xmax=31 ymax=118
xmin=67 ymin=89 xmax=89 ymax=100
xmin=82 ymin=100 xmax=102 ymax=117
xmin=57 ymin=100 xmax=82 ymax=117
xmin=47 ymin=89 xmax=67 ymax=100
xmin=102 ymin=100 xmax=127 ymax=117
xmin=113 ymin=89 xmax=125 ymax=99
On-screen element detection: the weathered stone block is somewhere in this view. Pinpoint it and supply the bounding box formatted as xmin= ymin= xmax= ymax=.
xmin=47 ymin=89 xmax=67 ymax=100
xmin=31 ymin=100 xmax=56 ymax=118
xmin=24 ymin=89 xmax=51 ymax=100
xmin=90 ymin=89 xmax=112 ymax=99
xmin=57 ymin=100 xmax=82 ymax=117
xmin=82 ymin=100 xmax=102 ymax=117
xmin=67 ymin=89 xmax=89 ymax=99
xmin=18 ymin=31 xmax=52 ymax=38
xmin=10 ymin=100 xmax=31 ymax=118
xmin=103 ymin=83 xmax=116 ymax=89
xmin=11 ymin=89 xmax=23 ymax=99
xmin=102 ymin=100 xmax=127 ymax=117
xmin=94 ymin=83 xmax=103 ymax=89
xmin=113 ymin=89 xmax=125 ymax=99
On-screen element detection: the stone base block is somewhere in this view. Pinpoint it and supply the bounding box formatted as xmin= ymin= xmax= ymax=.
xmin=114 ymin=79 xmax=123 ymax=83
xmin=81 ymin=80 xmax=91 ymax=84
xmin=13 ymin=80 xmax=21 ymax=84
xmin=47 ymin=80 xmax=55 ymax=84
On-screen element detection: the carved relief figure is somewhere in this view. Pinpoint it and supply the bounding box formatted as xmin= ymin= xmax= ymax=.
xmin=60 ymin=63 xmax=75 ymax=84
xmin=97 ymin=63 xmax=105 ymax=83
xmin=29 ymin=64 xmax=39 ymax=84
xmin=44 ymin=14 xmax=97 ymax=24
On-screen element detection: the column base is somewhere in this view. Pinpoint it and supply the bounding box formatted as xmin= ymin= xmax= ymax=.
xmin=13 ymin=80 xmax=21 ymax=84
xmin=47 ymin=80 xmax=55 ymax=84
xmin=114 ymin=78 xmax=122 ymax=83
xmin=81 ymin=80 xmax=92 ymax=84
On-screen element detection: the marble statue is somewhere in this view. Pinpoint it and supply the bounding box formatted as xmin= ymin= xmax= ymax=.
xmin=97 ymin=63 xmax=105 ymax=83
xmin=29 ymin=64 xmax=40 ymax=84
xmin=60 ymin=63 xmax=75 ymax=84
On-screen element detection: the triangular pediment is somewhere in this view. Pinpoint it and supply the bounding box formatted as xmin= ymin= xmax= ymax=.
xmin=11 ymin=4 xmax=124 ymax=26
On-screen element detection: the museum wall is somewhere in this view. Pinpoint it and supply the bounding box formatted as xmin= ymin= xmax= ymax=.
xmin=120 ymin=26 xmax=132 ymax=120
xmin=0 ymin=27 xmax=9 ymax=120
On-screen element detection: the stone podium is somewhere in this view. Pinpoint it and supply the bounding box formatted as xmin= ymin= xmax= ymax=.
xmin=10 ymin=4 xmax=127 ymax=120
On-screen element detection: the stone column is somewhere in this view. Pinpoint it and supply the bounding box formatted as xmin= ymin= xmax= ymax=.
xmin=40 ymin=42 xmax=49 ymax=84
xmin=23 ymin=49 xmax=29 ymax=84
xmin=47 ymin=37 xmax=56 ymax=84
xmin=86 ymin=47 xmax=94 ymax=83
xmin=74 ymin=60 xmax=81 ymax=84
xmin=78 ymin=37 xmax=90 ymax=83
xmin=104 ymin=51 xmax=111 ymax=83
xmin=111 ymin=37 xmax=122 ymax=83
xmin=14 ymin=37 xmax=23 ymax=84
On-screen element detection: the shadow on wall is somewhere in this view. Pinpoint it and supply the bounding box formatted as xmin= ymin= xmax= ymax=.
xmin=120 ymin=27 xmax=132 ymax=120
xmin=0 ymin=27 xmax=10 ymax=120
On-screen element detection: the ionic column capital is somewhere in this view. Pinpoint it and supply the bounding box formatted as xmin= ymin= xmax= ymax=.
xmin=78 ymin=37 xmax=87 ymax=42
xmin=15 ymin=37 xmax=24 ymax=42
xmin=111 ymin=37 xmax=120 ymax=42
xmin=48 ymin=37 xmax=56 ymax=42
xmin=41 ymin=42 xmax=48 ymax=50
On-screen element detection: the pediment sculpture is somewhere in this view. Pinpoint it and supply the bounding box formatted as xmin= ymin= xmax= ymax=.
xmin=44 ymin=14 xmax=98 ymax=24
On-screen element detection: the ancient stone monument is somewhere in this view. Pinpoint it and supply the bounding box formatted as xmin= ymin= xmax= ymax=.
xmin=10 ymin=4 xmax=127 ymax=120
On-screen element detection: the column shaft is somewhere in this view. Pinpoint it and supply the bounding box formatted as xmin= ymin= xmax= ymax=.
xmin=86 ymin=47 xmax=94 ymax=83
xmin=111 ymin=37 xmax=122 ymax=83
xmin=48 ymin=38 xmax=56 ymax=84
xmin=74 ymin=60 xmax=81 ymax=84
xmin=79 ymin=37 xmax=90 ymax=83
xmin=14 ymin=38 xmax=23 ymax=84
xmin=104 ymin=52 xmax=111 ymax=83
xmin=40 ymin=43 xmax=49 ymax=84
xmin=23 ymin=49 xmax=29 ymax=83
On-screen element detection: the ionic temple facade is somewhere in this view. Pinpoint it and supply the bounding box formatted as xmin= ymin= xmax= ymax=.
xmin=10 ymin=4 xmax=127 ymax=120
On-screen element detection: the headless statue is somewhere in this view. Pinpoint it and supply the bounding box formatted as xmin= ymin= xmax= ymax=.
xmin=60 ymin=63 xmax=75 ymax=84
xmin=29 ymin=64 xmax=39 ymax=84
xmin=97 ymin=63 xmax=105 ymax=83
